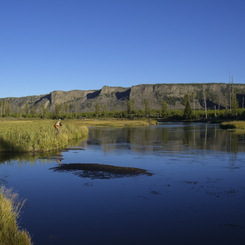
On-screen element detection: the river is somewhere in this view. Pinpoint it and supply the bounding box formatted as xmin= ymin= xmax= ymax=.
xmin=0 ymin=122 xmax=245 ymax=245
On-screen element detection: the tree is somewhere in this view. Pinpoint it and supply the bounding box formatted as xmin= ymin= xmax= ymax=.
xmin=0 ymin=100 xmax=11 ymax=116
xmin=144 ymin=99 xmax=150 ymax=117
xmin=95 ymin=103 xmax=100 ymax=117
xmin=24 ymin=103 xmax=29 ymax=115
xmin=43 ymin=107 xmax=49 ymax=118
xmin=0 ymin=100 xmax=3 ymax=116
xmin=183 ymin=92 xmax=193 ymax=120
xmin=18 ymin=105 xmax=22 ymax=117
xmin=127 ymin=99 xmax=134 ymax=118
xmin=54 ymin=103 xmax=62 ymax=118
xmin=102 ymin=104 xmax=108 ymax=117
xmin=75 ymin=101 xmax=79 ymax=118
xmin=192 ymin=92 xmax=196 ymax=116
xmin=40 ymin=104 xmax=45 ymax=117
xmin=161 ymin=100 xmax=168 ymax=119
xmin=113 ymin=105 xmax=117 ymax=117
xmin=64 ymin=102 xmax=69 ymax=113
xmin=69 ymin=104 xmax=73 ymax=115
xmin=31 ymin=105 xmax=36 ymax=116
xmin=232 ymin=89 xmax=239 ymax=116
xmin=203 ymin=84 xmax=207 ymax=119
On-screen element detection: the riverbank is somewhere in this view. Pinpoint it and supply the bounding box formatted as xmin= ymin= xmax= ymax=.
xmin=0 ymin=187 xmax=32 ymax=245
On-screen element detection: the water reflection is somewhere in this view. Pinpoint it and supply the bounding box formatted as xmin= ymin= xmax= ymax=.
xmin=84 ymin=123 xmax=244 ymax=155
xmin=50 ymin=163 xmax=153 ymax=179
xmin=0 ymin=151 xmax=58 ymax=165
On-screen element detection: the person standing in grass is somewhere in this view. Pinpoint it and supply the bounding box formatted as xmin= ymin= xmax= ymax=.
xmin=54 ymin=119 xmax=62 ymax=133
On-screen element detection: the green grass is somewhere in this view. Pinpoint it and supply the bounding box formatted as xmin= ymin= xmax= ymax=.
xmin=220 ymin=121 xmax=245 ymax=130
xmin=64 ymin=118 xmax=158 ymax=127
xmin=0 ymin=187 xmax=32 ymax=245
xmin=0 ymin=120 xmax=89 ymax=152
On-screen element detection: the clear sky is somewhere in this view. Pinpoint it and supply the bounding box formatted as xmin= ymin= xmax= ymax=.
xmin=0 ymin=0 xmax=244 ymax=98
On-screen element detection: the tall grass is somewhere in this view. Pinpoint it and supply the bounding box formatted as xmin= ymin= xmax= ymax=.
xmin=0 ymin=120 xmax=88 ymax=152
xmin=0 ymin=187 xmax=32 ymax=245
xmin=220 ymin=121 xmax=245 ymax=130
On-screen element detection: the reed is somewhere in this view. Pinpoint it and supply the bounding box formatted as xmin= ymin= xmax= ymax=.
xmin=0 ymin=120 xmax=88 ymax=152
xmin=220 ymin=121 xmax=245 ymax=130
xmin=0 ymin=187 xmax=32 ymax=245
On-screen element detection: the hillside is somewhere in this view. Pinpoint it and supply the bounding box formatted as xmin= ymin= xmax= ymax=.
xmin=1 ymin=83 xmax=245 ymax=113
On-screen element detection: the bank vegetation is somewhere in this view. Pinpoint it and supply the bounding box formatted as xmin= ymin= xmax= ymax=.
xmin=220 ymin=121 xmax=245 ymax=130
xmin=0 ymin=187 xmax=32 ymax=245
xmin=0 ymin=120 xmax=88 ymax=152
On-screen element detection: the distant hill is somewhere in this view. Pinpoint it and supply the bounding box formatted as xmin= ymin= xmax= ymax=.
xmin=1 ymin=83 xmax=245 ymax=113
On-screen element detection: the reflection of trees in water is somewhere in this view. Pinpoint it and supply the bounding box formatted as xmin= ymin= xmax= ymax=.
xmin=50 ymin=163 xmax=153 ymax=179
xmin=85 ymin=124 xmax=244 ymax=155
xmin=0 ymin=151 xmax=62 ymax=166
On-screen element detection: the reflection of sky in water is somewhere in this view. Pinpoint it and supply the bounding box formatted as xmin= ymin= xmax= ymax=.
xmin=1 ymin=123 xmax=245 ymax=245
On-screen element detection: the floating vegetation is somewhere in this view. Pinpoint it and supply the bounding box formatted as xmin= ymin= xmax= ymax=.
xmin=50 ymin=163 xmax=153 ymax=179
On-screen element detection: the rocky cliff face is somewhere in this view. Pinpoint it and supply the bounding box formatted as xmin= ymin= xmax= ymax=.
xmin=2 ymin=83 xmax=245 ymax=113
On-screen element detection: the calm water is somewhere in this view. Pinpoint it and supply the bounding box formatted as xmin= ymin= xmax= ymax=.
xmin=1 ymin=122 xmax=245 ymax=245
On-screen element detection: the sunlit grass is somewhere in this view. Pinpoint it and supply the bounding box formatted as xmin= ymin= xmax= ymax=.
xmin=220 ymin=121 xmax=245 ymax=130
xmin=0 ymin=187 xmax=32 ymax=245
xmin=0 ymin=119 xmax=88 ymax=152
xmin=64 ymin=118 xmax=158 ymax=127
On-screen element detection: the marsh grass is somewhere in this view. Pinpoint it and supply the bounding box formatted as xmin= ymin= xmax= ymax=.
xmin=0 ymin=187 xmax=32 ymax=245
xmin=0 ymin=120 xmax=88 ymax=152
xmin=64 ymin=118 xmax=158 ymax=127
xmin=220 ymin=121 xmax=245 ymax=130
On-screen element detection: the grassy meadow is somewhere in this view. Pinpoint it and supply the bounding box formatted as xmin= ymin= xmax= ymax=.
xmin=0 ymin=187 xmax=32 ymax=245
xmin=0 ymin=119 xmax=89 ymax=152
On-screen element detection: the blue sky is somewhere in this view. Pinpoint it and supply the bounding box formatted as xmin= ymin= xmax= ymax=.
xmin=0 ymin=0 xmax=244 ymax=98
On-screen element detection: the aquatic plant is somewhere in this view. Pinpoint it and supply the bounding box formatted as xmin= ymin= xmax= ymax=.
xmin=50 ymin=163 xmax=153 ymax=179
xmin=0 ymin=187 xmax=32 ymax=245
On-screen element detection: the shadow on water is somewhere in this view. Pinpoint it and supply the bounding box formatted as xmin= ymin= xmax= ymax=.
xmin=50 ymin=163 xmax=153 ymax=179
